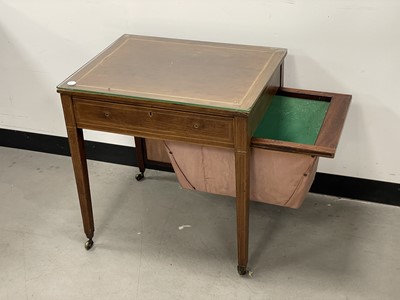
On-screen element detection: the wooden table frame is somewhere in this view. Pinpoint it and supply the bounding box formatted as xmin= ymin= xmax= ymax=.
xmin=59 ymin=62 xmax=283 ymax=275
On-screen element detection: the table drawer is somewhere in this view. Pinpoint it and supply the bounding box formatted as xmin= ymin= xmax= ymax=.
xmin=251 ymin=87 xmax=351 ymax=158
xmin=73 ymin=99 xmax=234 ymax=146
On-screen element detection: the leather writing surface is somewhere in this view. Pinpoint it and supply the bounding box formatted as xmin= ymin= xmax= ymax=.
xmin=58 ymin=35 xmax=286 ymax=112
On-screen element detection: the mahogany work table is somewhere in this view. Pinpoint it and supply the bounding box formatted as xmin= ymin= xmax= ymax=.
xmin=57 ymin=34 xmax=288 ymax=275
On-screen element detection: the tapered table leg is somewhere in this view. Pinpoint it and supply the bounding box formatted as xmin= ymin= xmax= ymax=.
xmin=234 ymin=117 xmax=251 ymax=275
xmin=61 ymin=95 xmax=94 ymax=249
xmin=134 ymin=137 xmax=146 ymax=181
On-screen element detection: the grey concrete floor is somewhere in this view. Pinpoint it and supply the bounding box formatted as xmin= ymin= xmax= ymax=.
xmin=0 ymin=146 xmax=399 ymax=300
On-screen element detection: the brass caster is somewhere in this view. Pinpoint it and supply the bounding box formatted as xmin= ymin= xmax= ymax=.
xmin=237 ymin=265 xmax=247 ymax=276
xmin=135 ymin=173 xmax=144 ymax=181
xmin=85 ymin=239 xmax=94 ymax=250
